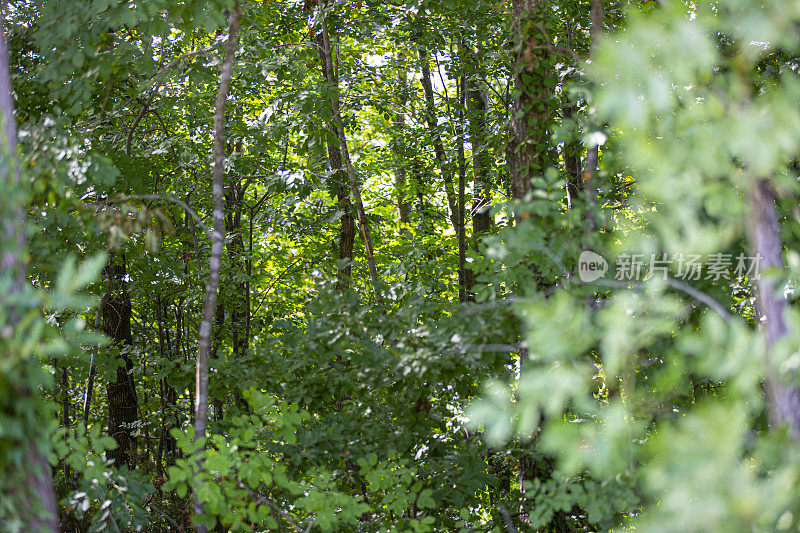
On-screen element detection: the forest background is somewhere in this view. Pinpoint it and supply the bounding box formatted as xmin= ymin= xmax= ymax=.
xmin=3 ymin=0 xmax=800 ymax=531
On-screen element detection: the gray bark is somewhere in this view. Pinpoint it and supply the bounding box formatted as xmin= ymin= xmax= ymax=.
xmin=748 ymin=180 xmax=800 ymax=436
xmin=194 ymin=4 xmax=243 ymax=531
xmin=315 ymin=30 xmax=355 ymax=288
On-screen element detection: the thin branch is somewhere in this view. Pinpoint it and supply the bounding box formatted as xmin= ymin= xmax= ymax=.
xmin=125 ymin=90 xmax=156 ymax=156
xmin=110 ymin=194 xmax=211 ymax=239
xmin=498 ymin=505 xmax=518 ymax=533
xmin=125 ymin=24 xmax=169 ymax=156
xmin=590 ymin=277 xmax=732 ymax=323
xmin=664 ymin=277 xmax=732 ymax=322
xmin=147 ymin=502 xmax=181 ymax=529
xmin=238 ymin=483 xmax=303 ymax=533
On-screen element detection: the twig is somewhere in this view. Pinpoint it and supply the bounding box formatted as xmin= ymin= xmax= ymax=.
xmin=590 ymin=277 xmax=732 ymax=322
xmin=498 ymin=505 xmax=518 ymax=533
xmin=251 ymin=255 xmax=306 ymax=316
xmin=126 ymin=90 xmax=156 ymax=156
xmin=126 ymin=24 xmax=169 ymax=156
xmin=237 ymin=482 xmax=303 ymax=533
xmin=664 ymin=277 xmax=732 ymax=322
xmin=147 ymin=502 xmax=181 ymax=529
xmin=109 ymin=194 xmax=211 ymax=239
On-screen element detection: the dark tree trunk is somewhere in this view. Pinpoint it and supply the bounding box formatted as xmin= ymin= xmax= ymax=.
xmin=225 ymin=159 xmax=250 ymax=411
xmin=465 ymin=53 xmax=492 ymax=297
xmin=160 ymin=303 xmax=179 ymax=468
xmin=393 ymin=64 xmax=412 ymax=227
xmin=315 ymin=30 xmax=356 ymax=289
xmin=468 ymin=74 xmax=492 ymax=237
xmin=82 ymin=296 xmax=104 ymax=426
xmin=418 ymin=46 xmax=459 ymax=233
xmin=210 ymin=301 xmax=226 ymax=419
xmin=562 ymin=100 xmax=582 ymax=208
xmin=318 ymin=8 xmax=381 ymax=301
xmin=457 ymin=72 xmax=468 ymax=303
xmin=561 ymin=19 xmax=582 ymax=209
xmin=582 ymin=0 xmax=604 ymax=230
xmin=508 ymin=0 xmax=553 ymax=203
xmin=103 ymin=254 xmax=139 ymax=468
xmin=60 ymin=360 xmax=71 ymax=482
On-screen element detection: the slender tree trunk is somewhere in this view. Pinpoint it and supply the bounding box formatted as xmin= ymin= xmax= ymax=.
xmin=103 ymin=254 xmax=138 ymax=468
xmin=61 ymin=361 xmax=70 ymax=481
xmin=465 ymin=46 xmax=492 ymax=297
xmin=582 ymin=0 xmax=604 ymax=228
xmin=561 ymin=20 xmax=582 ymax=209
xmin=164 ymin=301 xmax=178 ymax=466
xmin=82 ymin=294 xmax=105 ymax=426
xmin=246 ymin=209 xmax=253 ymax=345
xmin=418 ymin=47 xmax=459 ymax=233
xmin=210 ymin=302 xmax=225 ymax=420
xmin=315 ymin=30 xmax=356 ymax=289
xmin=457 ymin=72 xmax=468 ymax=302
xmin=225 ymin=160 xmax=250 ymax=410
xmin=393 ymin=64 xmax=412 ymax=227
xmin=318 ymin=9 xmax=381 ymax=301
xmin=468 ymin=80 xmax=491 ymax=237
xmin=563 ymin=100 xmax=582 ymax=208
xmin=156 ymin=296 xmax=166 ymax=478
xmin=194 ymin=5 xmax=243 ymax=531
xmin=0 ymin=10 xmax=59 ymax=528
xmin=748 ymin=180 xmax=800 ymax=436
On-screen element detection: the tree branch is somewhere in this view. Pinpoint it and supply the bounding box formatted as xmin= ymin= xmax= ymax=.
xmin=110 ymin=194 xmax=211 ymax=239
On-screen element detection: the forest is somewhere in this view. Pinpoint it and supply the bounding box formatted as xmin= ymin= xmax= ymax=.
xmin=2 ymin=0 xmax=800 ymax=531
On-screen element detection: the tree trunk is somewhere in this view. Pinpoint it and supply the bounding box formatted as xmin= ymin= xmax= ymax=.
xmin=103 ymin=254 xmax=139 ymax=468
xmin=465 ymin=48 xmax=492 ymax=297
xmin=0 ymin=11 xmax=59 ymax=528
xmin=393 ymin=64 xmax=412 ymax=228
xmin=225 ymin=155 xmax=251 ymax=409
xmin=163 ymin=301 xmax=179 ymax=466
xmin=562 ymin=102 xmax=582 ymax=208
xmin=457 ymin=72 xmax=468 ymax=302
xmin=418 ymin=46 xmax=459 ymax=233
xmin=508 ymin=0 xmax=552 ymax=203
xmin=582 ymin=0 xmax=604 ymax=227
xmin=82 ymin=294 xmax=105 ymax=426
xmin=194 ymin=5 xmax=243 ymax=531
xmin=210 ymin=301 xmax=225 ymax=419
xmin=561 ymin=19 xmax=582 ymax=209
xmin=318 ymin=9 xmax=381 ymax=302
xmin=315 ymin=30 xmax=356 ymax=289
xmin=747 ymin=180 xmax=800 ymax=436
xmin=60 ymin=360 xmax=71 ymax=482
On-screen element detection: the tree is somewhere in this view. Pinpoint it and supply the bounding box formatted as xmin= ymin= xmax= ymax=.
xmin=102 ymin=254 xmax=138 ymax=468
xmin=508 ymin=0 xmax=554 ymax=202
xmin=0 ymin=7 xmax=59 ymax=530
xmin=193 ymin=4 xmax=243 ymax=531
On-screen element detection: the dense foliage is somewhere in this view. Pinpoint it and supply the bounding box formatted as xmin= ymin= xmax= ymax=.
xmin=3 ymin=0 xmax=800 ymax=531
